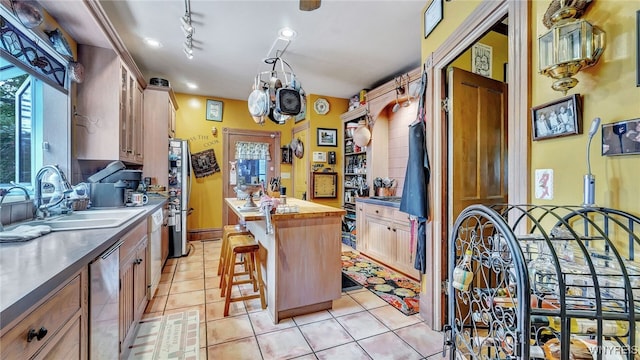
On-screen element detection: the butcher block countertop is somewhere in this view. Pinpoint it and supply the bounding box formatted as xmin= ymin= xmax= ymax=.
xmin=225 ymin=197 xmax=346 ymax=221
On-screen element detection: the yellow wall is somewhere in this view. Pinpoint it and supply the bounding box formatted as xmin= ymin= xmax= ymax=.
xmin=449 ymin=31 xmax=508 ymax=82
xmin=530 ymin=1 xmax=640 ymax=214
xmin=421 ymin=0 xmax=640 ymax=218
xmin=174 ymin=93 xmax=347 ymax=231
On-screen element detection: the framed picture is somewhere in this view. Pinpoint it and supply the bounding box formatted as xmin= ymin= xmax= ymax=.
xmin=424 ymin=0 xmax=443 ymax=39
xmin=471 ymin=43 xmax=492 ymax=77
xmin=206 ymin=99 xmax=223 ymax=121
xmin=317 ymin=128 xmax=337 ymax=147
xmin=602 ymin=118 xmax=640 ymax=156
xmin=531 ymin=94 xmax=582 ymax=141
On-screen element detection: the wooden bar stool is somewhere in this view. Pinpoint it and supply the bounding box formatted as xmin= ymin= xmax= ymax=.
xmin=221 ymin=235 xmax=266 ymax=316
xmin=218 ymin=225 xmax=250 ymax=276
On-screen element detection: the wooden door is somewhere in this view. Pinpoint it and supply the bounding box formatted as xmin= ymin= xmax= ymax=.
xmin=441 ymin=67 xmax=508 ymax=325
xmin=292 ymin=128 xmax=309 ymax=200
xmin=222 ymin=129 xmax=281 ymax=226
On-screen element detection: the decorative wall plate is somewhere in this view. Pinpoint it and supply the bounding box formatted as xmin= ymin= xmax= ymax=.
xmin=313 ymin=98 xmax=329 ymax=115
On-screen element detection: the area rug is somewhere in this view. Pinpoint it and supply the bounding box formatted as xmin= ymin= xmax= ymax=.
xmin=126 ymin=310 xmax=200 ymax=360
xmin=341 ymin=251 xmax=420 ymax=316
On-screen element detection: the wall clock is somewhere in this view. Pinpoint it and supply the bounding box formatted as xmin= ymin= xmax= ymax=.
xmin=313 ymin=98 xmax=330 ymax=115
xmin=311 ymin=172 xmax=337 ymax=198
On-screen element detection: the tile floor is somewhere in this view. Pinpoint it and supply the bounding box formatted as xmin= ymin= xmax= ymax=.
xmin=144 ymin=240 xmax=446 ymax=359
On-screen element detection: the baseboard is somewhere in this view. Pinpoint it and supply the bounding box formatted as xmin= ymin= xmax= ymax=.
xmin=188 ymin=228 xmax=222 ymax=241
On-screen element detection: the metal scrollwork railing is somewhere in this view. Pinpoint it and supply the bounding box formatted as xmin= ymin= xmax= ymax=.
xmin=446 ymin=204 xmax=640 ymax=360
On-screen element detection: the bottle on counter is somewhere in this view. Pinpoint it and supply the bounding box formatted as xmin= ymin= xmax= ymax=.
xmin=452 ymin=249 xmax=474 ymax=291
xmin=550 ymin=317 xmax=629 ymax=337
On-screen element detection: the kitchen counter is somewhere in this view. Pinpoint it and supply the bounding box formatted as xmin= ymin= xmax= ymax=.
xmin=0 ymin=198 xmax=166 ymax=330
xmin=225 ymin=197 xmax=345 ymax=323
xmin=356 ymin=196 xmax=402 ymax=208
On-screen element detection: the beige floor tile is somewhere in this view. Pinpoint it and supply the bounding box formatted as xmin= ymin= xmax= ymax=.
xmin=207 ymin=314 xmax=255 ymax=345
xmin=293 ymin=310 xmax=332 ymax=326
xmin=199 ymin=321 xmax=207 ymax=348
xmin=164 ymin=304 xmax=206 ymax=323
xmin=249 ymin=310 xmax=294 ymax=335
xmin=175 ymin=261 xmax=203 ymax=273
xmin=165 ymin=289 xmax=205 ymax=310
xmin=329 ymin=294 xmax=366 ymax=317
xmin=169 ymin=278 xmax=205 ymax=294
xmin=208 ymin=336 xmax=263 ymax=360
xmin=256 ymin=327 xmax=313 ymax=360
xmin=299 ymin=318 xmax=353 ymax=352
xmin=162 ymin=263 xmax=176 ymax=274
xmin=369 ymin=306 xmax=422 ymax=330
xmin=394 ymin=322 xmax=444 ymax=357
xmin=244 ymin=297 xmax=267 ymax=313
xmin=292 ymin=355 xmax=318 ymax=360
xmin=155 ymin=282 xmax=170 ymax=297
xmin=145 ymin=295 xmax=167 ymax=313
xmin=315 ymin=342 xmax=372 ymax=360
xmin=348 ymin=290 xmax=388 ymax=310
xmin=205 ymin=286 xmax=240 ymax=303
xmin=357 ymin=332 xmax=421 ymax=360
xmin=204 ymin=275 xmax=222 ymax=289
xmin=141 ymin=311 xmax=162 ymax=320
xmin=172 ymin=269 xmax=205 ymax=282
xmin=204 ymin=266 xmax=220 ymax=278
xmin=205 ymin=299 xmax=246 ymax=321
xmin=335 ymin=311 xmax=388 ymax=340
xmin=159 ymin=271 xmax=174 ymax=284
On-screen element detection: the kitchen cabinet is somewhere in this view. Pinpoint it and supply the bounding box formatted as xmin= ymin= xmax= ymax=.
xmin=143 ymin=85 xmax=178 ymax=188
xmin=356 ymin=200 xmax=419 ymax=280
xmin=76 ymin=44 xmax=144 ymax=165
xmin=118 ymin=221 xmax=148 ymax=352
xmin=0 ymin=268 xmax=88 ymax=360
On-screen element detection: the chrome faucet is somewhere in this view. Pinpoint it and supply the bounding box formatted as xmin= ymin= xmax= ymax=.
xmin=34 ymin=165 xmax=73 ymax=219
xmin=0 ymin=184 xmax=31 ymax=232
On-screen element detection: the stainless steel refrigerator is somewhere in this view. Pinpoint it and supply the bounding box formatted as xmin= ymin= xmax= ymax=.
xmin=168 ymin=139 xmax=192 ymax=258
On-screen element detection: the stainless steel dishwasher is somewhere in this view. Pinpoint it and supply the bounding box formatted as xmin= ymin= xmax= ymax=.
xmin=89 ymin=240 xmax=122 ymax=359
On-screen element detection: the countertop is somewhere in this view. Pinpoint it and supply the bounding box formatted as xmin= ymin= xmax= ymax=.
xmin=0 ymin=197 xmax=167 ymax=330
xmin=226 ymin=197 xmax=346 ymax=221
xmin=355 ymin=196 xmax=402 ymax=208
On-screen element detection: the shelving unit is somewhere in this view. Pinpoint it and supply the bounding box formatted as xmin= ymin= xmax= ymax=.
xmin=445 ymin=204 xmax=640 ymax=359
xmin=340 ymin=107 xmax=368 ymax=246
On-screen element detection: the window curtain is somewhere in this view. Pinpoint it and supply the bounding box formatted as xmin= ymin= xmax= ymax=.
xmin=235 ymin=142 xmax=271 ymax=160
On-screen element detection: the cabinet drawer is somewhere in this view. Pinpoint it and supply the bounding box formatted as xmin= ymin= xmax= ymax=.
xmin=119 ymin=220 xmax=147 ymax=259
xmin=0 ymin=274 xmax=82 ymax=360
xmin=365 ymin=204 xmax=393 ymax=219
xmin=394 ymin=210 xmax=411 ymax=225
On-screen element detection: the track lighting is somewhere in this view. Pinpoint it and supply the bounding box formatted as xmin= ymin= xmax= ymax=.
xmin=180 ymin=15 xmax=194 ymax=36
xmin=183 ymin=47 xmax=193 ymax=60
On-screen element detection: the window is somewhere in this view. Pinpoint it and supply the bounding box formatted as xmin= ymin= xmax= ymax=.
xmin=0 ymin=10 xmax=70 ymax=198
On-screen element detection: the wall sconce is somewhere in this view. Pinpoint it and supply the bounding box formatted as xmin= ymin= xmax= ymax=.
xmin=538 ymin=0 xmax=605 ymax=94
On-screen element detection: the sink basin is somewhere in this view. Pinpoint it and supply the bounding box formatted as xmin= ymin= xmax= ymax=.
xmin=31 ymin=208 xmax=146 ymax=231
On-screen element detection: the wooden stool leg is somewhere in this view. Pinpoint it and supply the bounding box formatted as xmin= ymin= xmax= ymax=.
xmin=219 ymin=241 xmax=230 ymax=292
xmin=217 ymin=232 xmax=228 ymax=275
xmin=252 ymin=251 xmax=267 ymax=310
xmin=223 ymin=251 xmax=237 ymax=316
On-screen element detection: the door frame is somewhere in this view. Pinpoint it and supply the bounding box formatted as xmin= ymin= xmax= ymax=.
xmin=222 ymin=128 xmax=282 ymax=226
xmin=291 ymin=121 xmax=310 ymax=199
xmin=422 ymin=0 xmax=530 ymax=329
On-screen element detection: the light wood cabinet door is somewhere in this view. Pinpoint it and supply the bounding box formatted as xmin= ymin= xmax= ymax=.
xmin=133 ymin=83 xmax=145 ymax=163
xmin=118 ymin=221 xmax=149 ymax=353
xmin=76 ymin=45 xmax=144 ymax=165
xmin=393 ymin=219 xmax=419 ymax=280
xmin=0 ymin=269 xmax=87 ymax=360
xmin=143 ymin=86 xmax=177 ymax=188
xmin=355 ymin=202 xmax=365 ymax=251
xmin=364 ymin=214 xmax=394 ymax=262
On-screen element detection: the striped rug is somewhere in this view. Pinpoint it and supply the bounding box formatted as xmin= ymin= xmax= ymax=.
xmin=126 ymin=310 xmax=199 ymax=360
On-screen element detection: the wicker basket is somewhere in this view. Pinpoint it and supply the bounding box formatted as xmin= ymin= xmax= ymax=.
xmin=71 ymin=198 xmax=90 ymax=211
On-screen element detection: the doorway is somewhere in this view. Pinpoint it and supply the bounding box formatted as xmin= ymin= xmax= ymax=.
xmin=291 ymin=122 xmax=310 ymax=200
xmin=222 ymin=128 xmax=281 ymax=226
xmin=422 ymin=1 xmax=530 ymax=329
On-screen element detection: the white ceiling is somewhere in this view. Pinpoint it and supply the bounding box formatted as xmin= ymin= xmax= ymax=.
xmin=42 ymin=0 xmax=426 ymax=101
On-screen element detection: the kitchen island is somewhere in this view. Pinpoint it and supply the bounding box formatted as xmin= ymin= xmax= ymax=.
xmin=225 ymin=197 xmax=345 ymax=323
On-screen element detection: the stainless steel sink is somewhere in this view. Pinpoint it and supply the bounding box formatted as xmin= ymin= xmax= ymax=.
xmin=31 ymin=208 xmax=146 ymax=231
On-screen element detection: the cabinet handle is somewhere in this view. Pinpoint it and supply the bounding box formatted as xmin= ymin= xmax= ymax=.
xmin=376 ymin=210 xmax=379 ymax=214
xmin=392 ymin=228 xmax=396 ymax=232
xmin=134 ymin=258 xmax=143 ymax=265
xmin=27 ymin=327 xmax=48 ymax=342
xmin=387 ymin=226 xmax=391 ymax=231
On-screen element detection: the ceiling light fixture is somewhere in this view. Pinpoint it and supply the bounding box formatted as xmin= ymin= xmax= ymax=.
xmin=186 ymin=82 xmax=198 ymax=89
xmin=144 ymin=38 xmax=163 ymax=48
xmin=180 ymin=0 xmax=195 ymax=59
xmin=278 ymin=27 xmax=297 ymax=40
